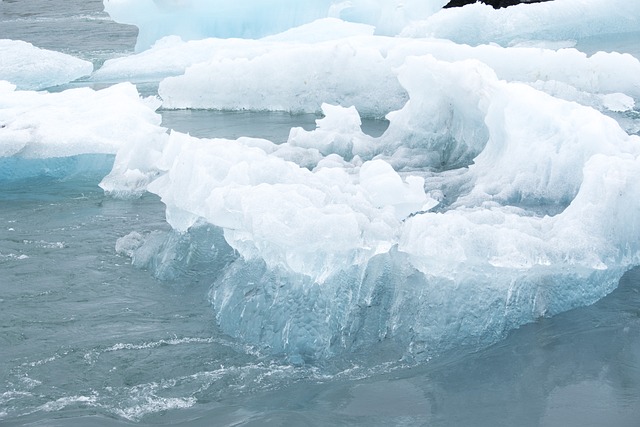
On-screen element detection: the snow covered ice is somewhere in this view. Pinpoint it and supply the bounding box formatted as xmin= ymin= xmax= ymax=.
xmin=3 ymin=0 xmax=640 ymax=363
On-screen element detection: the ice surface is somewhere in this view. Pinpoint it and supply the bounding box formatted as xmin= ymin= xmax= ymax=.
xmin=0 ymin=39 xmax=93 ymax=90
xmin=137 ymin=28 xmax=639 ymax=117
xmin=0 ymin=82 xmax=165 ymax=180
xmin=157 ymin=38 xmax=406 ymax=117
xmin=91 ymin=18 xmax=376 ymax=83
xmin=103 ymin=0 xmax=449 ymax=51
xmin=107 ymin=53 xmax=640 ymax=361
xmin=403 ymin=0 xmax=640 ymax=47
xmin=92 ymin=10 xmax=640 ymax=117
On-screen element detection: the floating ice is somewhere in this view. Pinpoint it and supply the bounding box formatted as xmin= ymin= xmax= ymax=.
xmin=103 ymin=0 xmax=449 ymax=51
xmin=93 ymin=7 xmax=640 ymax=117
xmin=140 ymin=28 xmax=639 ymax=117
xmin=91 ymin=18 xmax=376 ymax=83
xmin=106 ymin=129 xmax=435 ymax=280
xmin=158 ymin=38 xmax=406 ymax=117
xmin=403 ymin=0 xmax=640 ymax=47
xmin=107 ymin=54 xmax=640 ymax=361
xmin=0 ymin=82 xmax=165 ymax=180
xmin=0 ymin=39 xmax=93 ymax=90
xmin=0 ymin=82 xmax=163 ymax=158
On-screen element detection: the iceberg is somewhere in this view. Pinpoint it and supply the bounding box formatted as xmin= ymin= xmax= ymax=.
xmin=105 ymin=54 xmax=640 ymax=361
xmin=91 ymin=18 xmax=377 ymax=83
xmin=0 ymin=39 xmax=93 ymax=90
xmin=0 ymin=82 xmax=165 ymax=181
xmin=403 ymin=0 xmax=640 ymax=47
xmin=95 ymin=3 xmax=640 ymax=119
xmin=155 ymin=33 xmax=640 ymax=118
xmin=103 ymin=0 xmax=449 ymax=51
xmin=93 ymin=20 xmax=639 ymax=118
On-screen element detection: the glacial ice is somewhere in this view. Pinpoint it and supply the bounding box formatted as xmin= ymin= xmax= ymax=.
xmin=92 ymin=21 xmax=640 ymax=118
xmin=103 ymin=0 xmax=449 ymax=51
xmin=0 ymin=39 xmax=93 ymax=90
xmin=164 ymin=39 xmax=638 ymax=118
xmin=403 ymin=0 xmax=640 ymax=47
xmin=104 ymin=54 xmax=640 ymax=361
xmin=91 ymin=18 xmax=376 ymax=83
xmin=0 ymin=82 xmax=165 ymax=180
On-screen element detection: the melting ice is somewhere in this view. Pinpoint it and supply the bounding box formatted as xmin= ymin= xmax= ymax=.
xmin=3 ymin=0 xmax=640 ymax=363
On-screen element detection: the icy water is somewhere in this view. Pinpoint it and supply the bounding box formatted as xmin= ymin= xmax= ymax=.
xmin=2 ymin=1 xmax=640 ymax=426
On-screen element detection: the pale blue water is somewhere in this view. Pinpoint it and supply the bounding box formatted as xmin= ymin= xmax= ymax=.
xmin=1 ymin=1 xmax=640 ymax=426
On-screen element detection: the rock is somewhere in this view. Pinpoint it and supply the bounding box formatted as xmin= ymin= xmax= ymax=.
xmin=444 ymin=0 xmax=552 ymax=9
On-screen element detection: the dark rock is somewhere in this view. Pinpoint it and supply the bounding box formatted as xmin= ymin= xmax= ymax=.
xmin=444 ymin=0 xmax=553 ymax=9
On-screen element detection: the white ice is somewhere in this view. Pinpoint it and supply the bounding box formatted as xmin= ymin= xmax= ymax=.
xmin=0 ymin=82 xmax=164 ymax=159
xmin=3 ymin=0 xmax=640 ymax=361
xmin=91 ymin=17 xmax=640 ymax=119
xmin=159 ymin=35 xmax=640 ymax=117
xmin=403 ymin=0 xmax=640 ymax=47
xmin=0 ymin=39 xmax=93 ymax=90
xmin=104 ymin=53 xmax=640 ymax=359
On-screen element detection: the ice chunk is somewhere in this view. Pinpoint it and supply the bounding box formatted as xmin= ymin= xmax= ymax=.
xmin=103 ymin=0 xmax=331 ymax=51
xmin=601 ymin=93 xmax=635 ymax=113
xmin=106 ymin=129 xmax=434 ymax=280
xmin=403 ymin=0 xmax=640 ymax=47
xmin=107 ymin=54 xmax=640 ymax=361
xmin=92 ymin=18 xmax=376 ymax=83
xmin=0 ymin=82 xmax=163 ymax=159
xmin=287 ymin=103 xmax=373 ymax=160
xmin=261 ymin=17 xmax=376 ymax=43
xmin=158 ymin=38 xmax=406 ymax=117
xmin=0 ymin=82 xmax=166 ymax=180
xmin=147 ymin=33 xmax=640 ymax=117
xmin=103 ymin=0 xmax=449 ymax=51
xmin=0 ymin=39 xmax=93 ymax=90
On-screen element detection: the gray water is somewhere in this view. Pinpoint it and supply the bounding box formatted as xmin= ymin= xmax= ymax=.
xmin=2 ymin=1 xmax=640 ymax=425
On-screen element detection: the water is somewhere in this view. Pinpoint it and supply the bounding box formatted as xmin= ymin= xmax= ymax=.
xmin=2 ymin=1 xmax=640 ymax=425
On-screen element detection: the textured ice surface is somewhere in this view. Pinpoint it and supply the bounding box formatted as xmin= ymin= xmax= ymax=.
xmin=106 ymin=55 xmax=640 ymax=361
xmin=403 ymin=0 xmax=640 ymax=47
xmin=0 ymin=39 xmax=93 ymax=90
xmin=92 ymin=9 xmax=640 ymax=117
xmin=91 ymin=18 xmax=376 ymax=83
xmin=144 ymin=29 xmax=639 ymax=116
xmin=0 ymin=82 xmax=165 ymax=180
xmin=103 ymin=0 xmax=448 ymax=51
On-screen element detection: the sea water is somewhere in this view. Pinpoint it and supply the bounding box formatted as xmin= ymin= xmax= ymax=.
xmin=1 ymin=1 xmax=640 ymax=426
